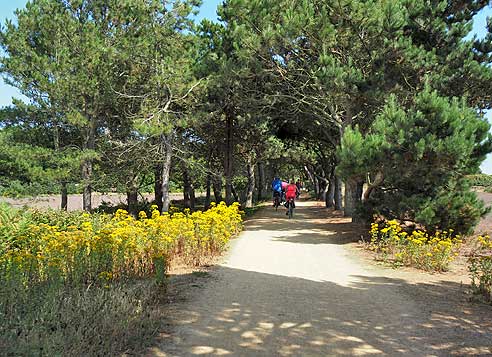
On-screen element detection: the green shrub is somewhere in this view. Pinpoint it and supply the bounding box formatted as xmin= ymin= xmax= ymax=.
xmin=469 ymin=234 xmax=492 ymax=304
xmin=338 ymin=90 xmax=492 ymax=234
xmin=466 ymin=174 xmax=492 ymax=187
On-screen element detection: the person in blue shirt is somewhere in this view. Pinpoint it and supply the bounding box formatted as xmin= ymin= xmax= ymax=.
xmin=271 ymin=177 xmax=283 ymax=205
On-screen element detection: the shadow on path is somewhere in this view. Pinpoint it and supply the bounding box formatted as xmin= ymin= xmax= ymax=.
xmin=151 ymin=200 xmax=492 ymax=356
xmin=155 ymin=268 xmax=492 ymax=356
xmin=245 ymin=201 xmax=364 ymax=245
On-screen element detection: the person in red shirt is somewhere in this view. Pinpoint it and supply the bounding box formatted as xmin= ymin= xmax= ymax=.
xmin=284 ymin=179 xmax=299 ymax=214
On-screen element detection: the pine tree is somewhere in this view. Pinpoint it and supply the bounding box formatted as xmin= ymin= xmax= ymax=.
xmin=338 ymin=89 xmax=492 ymax=233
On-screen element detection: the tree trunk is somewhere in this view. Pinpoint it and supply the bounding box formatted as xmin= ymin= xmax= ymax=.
xmin=245 ymin=162 xmax=255 ymax=208
xmin=356 ymin=181 xmax=364 ymax=204
xmin=183 ymin=168 xmax=191 ymax=209
xmin=154 ymin=164 xmax=163 ymax=212
xmin=182 ymin=168 xmax=195 ymax=210
xmin=231 ymin=185 xmax=239 ymax=203
xmin=263 ymin=164 xmax=271 ymax=195
xmin=190 ymin=185 xmax=196 ymax=210
xmin=127 ymin=177 xmax=138 ymax=215
xmin=205 ymin=173 xmax=211 ymax=209
xmin=363 ymin=171 xmax=384 ymax=201
xmin=54 ymin=126 xmax=68 ymax=211
xmin=334 ymin=176 xmax=343 ymax=211
xmin=257 ymin=162 xmax=265 ymax=201
xmin=224 ymin=114 xmax=234 ymax=205
xmin=213 ymin=175 xmax=223 ymax=202
xmin=82 ymin=160 xmax=92 ymax=211
xmin=304 ymin=166 xmax=316 ymax=195
xmin=326 ymin=176 xmax=335 ymax=208
xmin=127 ymin=189 xmax=138 ymax=215
xmin=314 ymin=176 xmax=321 ymax=199
xmin=82 ymin=114 xmax=96 ymax=212
xmin=61 ymin=181 xmax=68 ymax=211
xmin=319 ymin=178 xmax=327 ymax=201
xmin=344 ymin=178 xmax=363 ymax=221
xmin=161 ymin=133 xmax=173 ymax=212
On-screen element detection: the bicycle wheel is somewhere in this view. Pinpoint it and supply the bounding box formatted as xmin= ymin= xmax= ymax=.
xmin=274 ymin=197 xmax=279 ymax=211
xmin=288 ymin=201 xmax=293 ymax=219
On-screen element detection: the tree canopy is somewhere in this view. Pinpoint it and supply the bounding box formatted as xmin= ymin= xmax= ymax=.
xmin=1 ymin=0 xmax=492 ymax=233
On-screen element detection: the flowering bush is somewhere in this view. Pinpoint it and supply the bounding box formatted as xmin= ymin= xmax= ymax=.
xmin=468 ymin=234 xmax=492 ymax=303
xmin=0 ymin=202 xmax=243 ymax=287
xmin=369 ymin=220 xmax=462 ymax=271
xmin=0 ymin=202 xmax=242 ymax=354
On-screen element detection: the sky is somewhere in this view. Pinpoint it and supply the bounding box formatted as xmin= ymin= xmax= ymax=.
xmin=0 ymin=1 xmax=492 ymax=172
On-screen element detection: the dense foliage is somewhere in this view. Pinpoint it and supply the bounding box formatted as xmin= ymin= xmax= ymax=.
xmin=1 ymin=0 xmax=491 ymax=230
xmin=338 ymin=90 xmax=491 ymax=234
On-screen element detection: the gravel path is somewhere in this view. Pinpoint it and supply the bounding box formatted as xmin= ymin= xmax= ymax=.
xmin=152 ymin=200 xmax=492 ymax=356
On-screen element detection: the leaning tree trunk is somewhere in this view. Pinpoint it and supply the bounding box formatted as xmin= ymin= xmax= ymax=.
xmin=334 ymin=176 xmax=343 ymax=211
xmin=154 ymin=164 xmax=163 ymax=212
xmin=245 ymin=161 xmax=255 ymax=208
xmin=61 ymin=181 xmax=68 ymax=211
xmin=224 ymin=114 xmax=234 ymax=205
xmin=161 ymin=133 xmax=173 ymax=212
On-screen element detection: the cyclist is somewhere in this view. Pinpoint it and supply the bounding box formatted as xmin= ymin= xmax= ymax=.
xmin=284 ymin=179 xmax=299 ymax=215
xmin=295 ymin=179 xmax=302 ymax=198
xmin=281 ymin=180 xmax=288 ymax=202
xmin=271 ymin=177 xmax=283 ymax=206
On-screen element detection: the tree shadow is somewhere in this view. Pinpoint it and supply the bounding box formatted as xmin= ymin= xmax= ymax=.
xmin=244 ymin=203 xmax=364 ymax=245
xmin=149 ymin=200 xmax=492 ymax=356
xmin=152 ymin=267 xmax=492 ymax=356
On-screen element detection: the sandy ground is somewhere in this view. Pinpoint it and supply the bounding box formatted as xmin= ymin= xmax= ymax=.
xmin=148 ymin=200 xmax=492 ymax=356
xmin=476 ymin=192 xmax=492 ymax=233
xmin=0 ymin=193 xmax=188 ymax=211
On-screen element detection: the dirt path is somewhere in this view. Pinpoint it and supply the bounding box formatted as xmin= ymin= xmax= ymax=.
xmin=150 ymin=200 xmax=492 ymax=356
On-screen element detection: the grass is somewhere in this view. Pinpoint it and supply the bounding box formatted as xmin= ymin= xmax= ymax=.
xmin=0 ymin=280 xmax=163 ymax=355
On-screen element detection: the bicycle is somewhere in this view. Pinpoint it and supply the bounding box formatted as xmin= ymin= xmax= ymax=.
xmin=273 ymin=192 xmax=281 ymax=211
xmin=286 ymin=198 xmax=295 ymax=219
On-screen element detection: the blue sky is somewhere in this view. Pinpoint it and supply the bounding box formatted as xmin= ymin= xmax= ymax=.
xmin=1 ymin=1 xmax=492 ymax=172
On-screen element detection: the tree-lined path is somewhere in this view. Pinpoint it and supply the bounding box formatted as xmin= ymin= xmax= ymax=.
xmin=151 ymin=201 xmax=492 ymax=356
